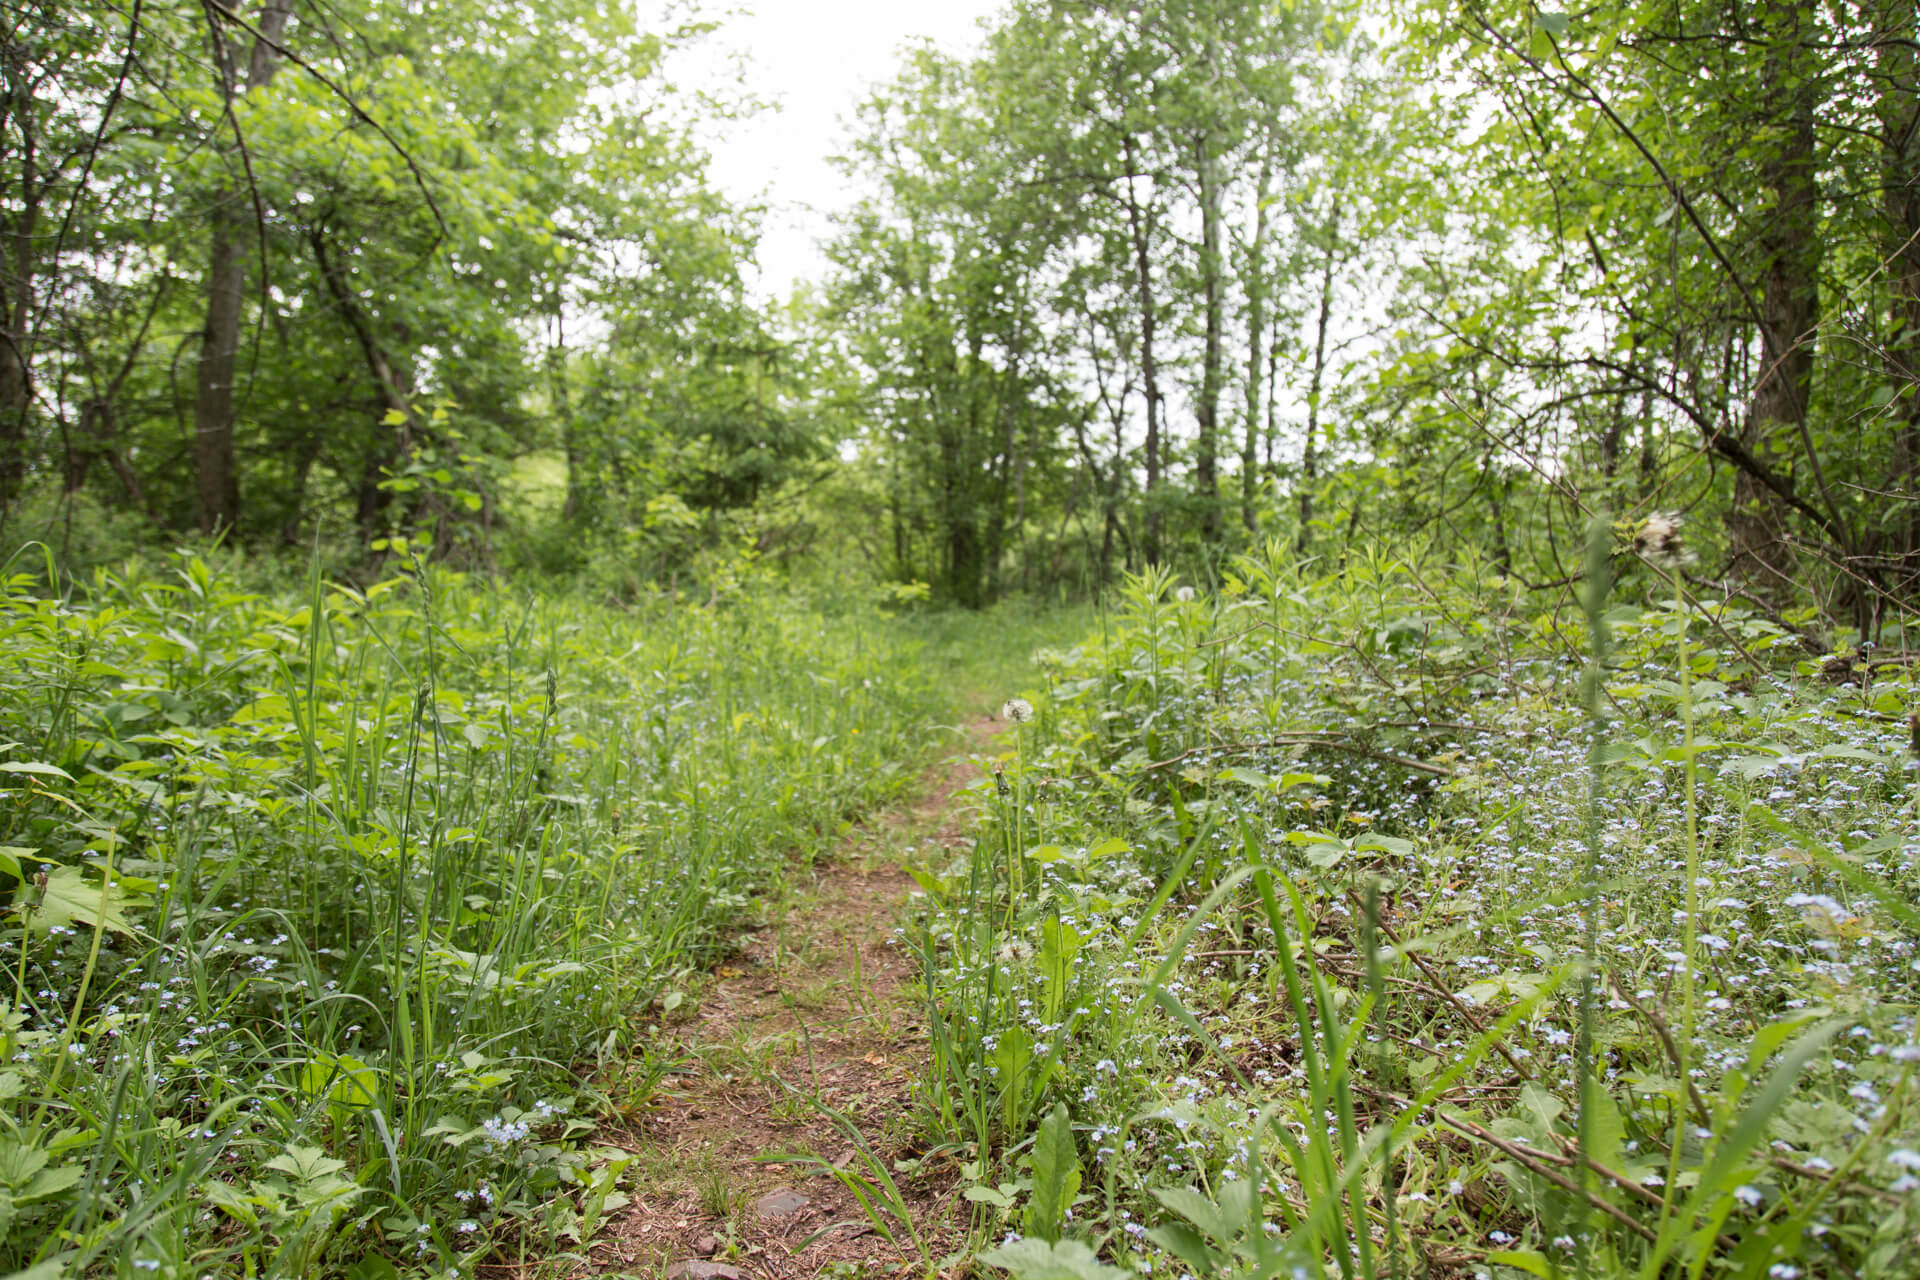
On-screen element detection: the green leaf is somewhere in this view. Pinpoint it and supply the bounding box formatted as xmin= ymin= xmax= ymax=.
xmin=0 ymin=1262 xmax=67 ymax=1280
xmin=1729 ymin=754 xmax=1784 ymax=781
xmin=1488 ymin=1248 xmax=1555 ymax=1277
xmin=1151 ymin=1185 xmax=1237 ymax=1245
xmin=17 ymin=1164 xmax=80 ymax=1204
xmin=264 ymin=1145 xmax=347 ymax=1183
xmin=1580 ymin=1078 xmax=1626 ymax=1171
xmin=1146 ymin=1221 xmax=1218 ymax=1274
xmin=0 ymin=1140 xmax=48 ymax=1190
xmin=0 ymin=762 xmax=73 ymax=782
xmin=16 ymin=865 xmax=141 ymax=938
xmin=205 ymin=1177 xmax=263 ymax=1225
xmin=1812 ymin=745 xmax=1882 ymax=764
xmin=1024 ymin=1104 xmax=1081 ymax=1244
xmin=977 ymin=1237 xmax=1132 ymax=1280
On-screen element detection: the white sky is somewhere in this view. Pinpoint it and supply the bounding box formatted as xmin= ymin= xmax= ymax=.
xmin=663 ymin=2 xmax=1009 ymax=300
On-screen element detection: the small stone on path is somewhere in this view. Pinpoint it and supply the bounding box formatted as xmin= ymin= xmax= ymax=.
xmin=665 ymin=1263 xmax=741 ymax=1280
xmin=753 ymin=1186 xmax=810 ymax=1218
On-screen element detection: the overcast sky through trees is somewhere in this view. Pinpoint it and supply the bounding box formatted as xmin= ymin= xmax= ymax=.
xmin=671 ymin=2 xmax=1007 ymax=299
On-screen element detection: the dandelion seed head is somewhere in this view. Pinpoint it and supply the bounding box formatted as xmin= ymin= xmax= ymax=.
xmin=1633 ymin=511 xmax=1691 ymax=568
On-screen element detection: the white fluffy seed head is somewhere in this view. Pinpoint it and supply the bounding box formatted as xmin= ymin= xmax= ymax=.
xmin=1633 ymin=511 xmax=1691 ymax=568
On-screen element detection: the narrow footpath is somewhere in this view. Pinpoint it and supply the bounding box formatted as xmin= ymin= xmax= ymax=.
xmin=588 ymin=718 xmax=997 ymax=1279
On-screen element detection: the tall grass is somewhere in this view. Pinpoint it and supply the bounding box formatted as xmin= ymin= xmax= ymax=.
xmin=0 ymin=548 xmax=943 ymax=1276
xmin=912 ymin=537 xmax=1920 ymax=1280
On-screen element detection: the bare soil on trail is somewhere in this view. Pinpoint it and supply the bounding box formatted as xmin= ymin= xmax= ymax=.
xmin=583 ymin=718 xmax=997 ymax=1280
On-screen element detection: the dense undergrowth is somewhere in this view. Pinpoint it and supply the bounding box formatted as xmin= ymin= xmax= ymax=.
xmin=915 ymin=536 xmax=1920 ymax=1280
xmin=0 ymin=546 xmax=949 ymax=1277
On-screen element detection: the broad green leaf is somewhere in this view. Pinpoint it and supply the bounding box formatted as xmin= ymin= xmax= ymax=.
xmin=0 ymin=762 xmax=73 ymax=781
xmin=17 ymin=1165 xmax=81 ymax=1204
xmin=17 ymin=865 xmax=140 ymax=937
xmin=977 ymin=1237 xmax=1131 ymax=1280
xmin=264 ymin=1145 xmax=347 ymax=1182
xmin=1025 ymin=1104 xmax=1081 ymax=1243
xmin=1489 ymin=1249 xmax=1555 ymax=1278
xmin=1146 ymin=1221 xmax=1218 ymax=1274
xmin=0 ymin=1141 xmax=47 ymax=1190
xmin=1151 ymin=1185 xmax=1237 ymax=1246
xmin=1 ymin=1261 xmax=66 ymax=1280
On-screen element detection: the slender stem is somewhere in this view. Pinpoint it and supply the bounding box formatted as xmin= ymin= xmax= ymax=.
xmin=1656 ymin=564 xmax=1702 ymax=1233
xmin=41 ymin=836 xmax=117 ymax=1116
xmin=1575 ymin=514 xmax=1612 ymax=1277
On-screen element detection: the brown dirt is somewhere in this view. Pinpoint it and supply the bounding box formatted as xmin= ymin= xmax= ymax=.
xmin=581 ymin=718 xmax=999 ymax=1279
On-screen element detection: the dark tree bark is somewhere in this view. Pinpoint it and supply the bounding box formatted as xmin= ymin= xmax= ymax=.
xmin=192 ymin=0 xmax=292 ymax=536
xmin=1122 ymin=139 xmax=1164 ymax=565
xmin=1878 ymin=10 xmax=1920 ymax=595
xmin=311 ymin=224 xmax=415 ymax=540
xmin=0 ymin=36 xmax=43 ymax=511
xmin=1195 ymin=128 xmax=1224 ymax=543
xmin=945 ymin=325 xmax=988 ymax=608
xmin=1728 ymin=2 xmax=1820 ymax=591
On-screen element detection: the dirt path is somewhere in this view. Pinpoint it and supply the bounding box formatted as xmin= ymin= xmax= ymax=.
xmin=586 ymin=718 xmax=996 ymax=1279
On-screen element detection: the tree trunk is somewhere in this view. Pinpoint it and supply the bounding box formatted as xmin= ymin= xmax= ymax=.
xmin=0 ymin=41 xmax=40 ymax=512
xmin=947 ymin=325 xmax=988 ymax=608
xmin=1123 ymin=138 xmax=1164 ymax=565
xmin=192 ymin=0 xmax=293 ymax=536
xmin=1240 ymin=152 xmax=1273 ymax=535
xmin=547 ymin=307 xmax=586 ymax=523
xmin=1879 ymin=11 xmax=1920 ymax=597
xmin=1728 ymin=3 xmax=1820 ymax=592
xmin=1299 ymin=200 xmax=1340 ymax=558
xmin=312 ymin=226 xmax=415 ymax=541
xmin=1196 ymin=129 xmax=1225 ymax=543
xmin=1486 ymin=457 xmax=1512 ymax=573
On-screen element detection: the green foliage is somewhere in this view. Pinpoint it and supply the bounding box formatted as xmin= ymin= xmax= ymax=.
xmin=1024 ymin=1104 xmax=1083 ymax=1244
xmin=0 ymin=0 xmax=796 ymax=579
xmin=0 ymin=547 xmax=943 ymax=1274
xmin=944 ymin=540 xmax=1920 ymax=1279
xmin=979 ymin=1237 xmax=1132 ymax=1280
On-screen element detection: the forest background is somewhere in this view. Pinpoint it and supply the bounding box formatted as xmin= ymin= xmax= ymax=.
xmin=2 ymin=0 xmax=1914 ymax=622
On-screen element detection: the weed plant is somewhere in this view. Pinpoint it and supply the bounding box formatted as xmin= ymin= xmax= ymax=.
xmin=915 ymin=536 xmax=1920 ymax=1280
xmin=0 ymin=547 xmax=942 ymax=1276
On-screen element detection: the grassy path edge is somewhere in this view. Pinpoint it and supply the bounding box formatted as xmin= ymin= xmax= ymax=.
xmin=583 ymin=717 xmax=999 ymax=1279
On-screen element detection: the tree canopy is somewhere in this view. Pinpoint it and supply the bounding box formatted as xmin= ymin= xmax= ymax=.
xmin=4 ymin=0 xmax=1916 ymax=629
